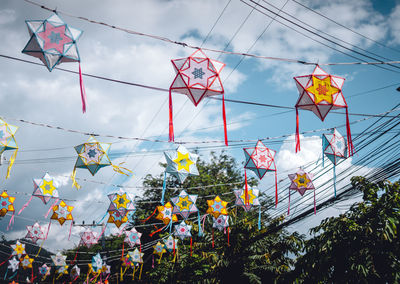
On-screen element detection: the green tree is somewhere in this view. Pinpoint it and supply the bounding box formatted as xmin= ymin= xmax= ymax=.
xmin=293 ymin=177 xmax=400 ymax=283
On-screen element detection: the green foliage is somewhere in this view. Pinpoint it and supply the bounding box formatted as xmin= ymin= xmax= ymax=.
xmin=293 ymin=177 xmax=400 ymax=283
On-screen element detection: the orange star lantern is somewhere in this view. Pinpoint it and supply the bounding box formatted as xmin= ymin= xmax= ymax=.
xmin=294 ymin=65 xmax=353 ymax=155
xmin=206 ymin=196 xmax=228 ymax=219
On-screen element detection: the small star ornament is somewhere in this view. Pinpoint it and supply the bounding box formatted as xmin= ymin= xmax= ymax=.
xmin=39 ymin=264 xmax=51 ymax=278
xmin=0 ymin=190 xmax=16 ymax=217
xmin=164 ymin=145 xmax=199 ymax=183
xmin=107 ymin=210 xmax=128 ymax=228
xmin=0 ymin=118 xmax=18 ymax=179
xmin=156 ymin=202 xmax=178 ymax=225
xmin=51 ymin=200 xmax=74 ymax=225
xmin=131 ymin=248 xmax=144 ymax=265
xmin=174 ymin=220 xmax=192 ymax=240
xmin=168 ymin=49 xmax=228 ymax=144
xmin=11 ymin=241 xmax=26 ymax=258
xmin=8 ymin=257 xmax=19 ymax=272
xmin=124 ymin=227 xmax=142 ymax=248
xmin=20 ymin=255 xmax=33 ymax=269
xmin=107 ymin=188 xmax=135 ymax=216
xmin=25 ymin=222 xmax=46 ymax=244
xmin=171 ymin=190 xmax=198 ymax=219
xmin=32 ymin=173 xmax=59 ymax=204
xmin=233 ymin=187 xmax=260 ymax=212
xmin=51 ymin=252 xmax=67 ymax=267
xmin=288 ymin=169 xmax=315 ymax=214
xmin=206 ymin=196 xmax=228 ymax=219
xmin=213 ymin=215 xmax=229 ymax=231
xmin=294 ymin=65 xmax=353 ymax=154
xmin=79 ymin=228 xmax=99 ymax=248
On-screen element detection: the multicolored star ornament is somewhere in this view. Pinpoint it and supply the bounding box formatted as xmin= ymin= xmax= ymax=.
xmin=213 ymin=215 xmax=229 ymax=231
xmin=121 ymin=253 xmax=134 ymax=267
xmin=56 ymin=265 xmax=69 ymax=275
xmin=124 ymin=227 xmax=142 ymax=248
xmin=131 ymin=248 xmax=144 ymax=265
xmin=8 ymin=257 xmax=19 ymax=272
xmin=153 ymin=241 xmax=166 ymax=257
xmin=32 ymin=173 xmax=59 ymax=204
xmin=171 ymin=190 xmax=198 ymax=219
xmin=168 ymin=49 xmax=227 ymax=144
xmin=107 ymin=210 xmax=128 ymax=228
xmin=243 ymin=140 xmax=278 ymax=205
xmin=0 ymin=119 xmax=18 ymax=179
xmin=164 ymin=145 xmax=199 ymax=183
xmin=233 ymin=187 xmax=260 ymax=212
xmin=174 ymin=220 xmax=192 ymax=240
xmin=11 ymin=241 xmax=26 ymax=258
xmin=90 ymin=253 xmax=103 ymax=273
xmin=322 ymin=128 xmax=348 ymax=197
xmin=0 ymin=190 xmax=15 ymax=217
xmin=79 ymin=228 xmax=99 ymax=248
xmin=156 ymin=202 xmax=178 ymax=225
xmin=51 ymin=252 xmax=67 ymax=267
xmin=288 ymin=169 xmax=316 ymax=214
xmin=107 ymin=189 xmax=135 ymax=216
xmin=19 ymin=255 xmax=33 ymax=269
xmin=206 ymin=196 xmax=228 ymax=219
xmin=50 ymin=200 xmax=74 ymax=225
xmin=39 ymin=264 xmax=51 ymax=278
xmin=25 ymin=222 xmax=46 ymax=244
xmin=293 ymin=65 xmax=353 ymax=154
xmin=70 ymin=265 xmax=80 ymax=279
xmin=164 ymin=235 xmax=178 ymax=253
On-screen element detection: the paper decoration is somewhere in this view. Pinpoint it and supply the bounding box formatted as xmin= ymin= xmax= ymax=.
xmin=124 ymin=227 xmax=142 ymax=248
xmin=0 ymin=190 xmax=16 ymax=228
xmin=288 ymin=169 xmax=315 ymax=214
xmin=8 ymin=257 xmax=19 ymax=273
xmin=90 ymin=253 xmax=103 ymax=273
xmin=32 ymin=173 xmax=59 ymax=204
xmin=19 ymin=255 xmax=33 ymax=269
xmin=50 ymin=200 xmax=73 ymax=225
xmin=233 ymin=187 xmax=260 ymax=212
xmin=131 ymin=248 xmax=144 ymax=265
xmin=51 ymin=252 xmax=67 ymax=267
xmin=22 ymin=13 xmax=87 ymax=112
xmin=11 ymin=241 xmax=26 ymax=258
xmin=174 ymin=220 xmax=192 ymax=240
xmin=107 ymin=210 xmax=128 ymax=228
xmin=164 ymin=145 xmax=199 ymax=183
xmin=171 ymin=190 xmax=198 ymax=219
xmin=169 ymin=49 xmax=227 ymax=144
xmin=121 ymin=253 xmax=134 ymax=267
xmin=156 ymin=202 xmax=178 ymax=225
xmin=70 ymin=265 xmax=80 ymax=280
xmin=79 ymin=228 xmax=99 ymax=248
xmin=206 ymin=196 xmax=228 ymax=219
xmin=0 ymin=119 xmax=18 ymax=179
xmin=153 ymin=241 xmax=166 ymax=258
xmin=213 ymin=215 xmax=229 ymax=231
xmin=322 ymin=128 xmax=348 ymax=197
xmin=56 ymin=265 xmax=69 ymax=275
xmin=39 ymin=264 xmax=51 ymax=278
xmin=294 ymin=65 xmax=354 ymax=155
xmin=164 ymin=235 xmax=178 ymax=253
xmin=243 ymin=140 xmax=278 ymax=205
xmin=107 ymin=189 xmax=135 ymax=216
xmin=25 ymin=222 xmax=46 ymax=244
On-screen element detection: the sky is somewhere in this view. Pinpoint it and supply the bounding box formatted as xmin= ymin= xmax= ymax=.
xmin=0 ymin=0 xmax=399 ymax=253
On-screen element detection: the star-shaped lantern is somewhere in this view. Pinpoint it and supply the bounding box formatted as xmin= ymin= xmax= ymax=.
xmin=322 ymin=128 xmax=348 ymax=197
xmin=0 ymin=119 xmax=18 ymax=179
xmin=70 ymin=265 xmax=80 ymax=280
xmin=56 ymin=265 xmax=69 ymax=275
xmin=22 ymin=13 xmax=87 ymax=112
xmin=39 ymin=264 xmax=51 ymax=278
xmin=50 ymin=200 xmax=74 ymax=225
xmin=164 ymin=145 xmax=199 ymax=183
xmin=131 ymin=248 xmax=144 ymax=265
xmin=174 ymin=220 xmax=192 ymax=240
xmin=171 ymin=190 xmax=198 ymax=219
xmin=168 ymin=49 xmax=227 ymax=144
xmin=51 ymin=252 xmax=67 ymax=267
xmin=124 ymin=227 xmax=142 ymax=248
xmin=8 ymin=257 xmax=19 ymax=273
xmin=153 ymin=241 xmax=166 ymax=258
xmin=107 ymin=188 xmax=135 ymax=216
xmin=288 ymin=169 xmax=316 ymax=215
xmin=213 ymin=215 xmax=229 ymax=231
xmin=156 ymin=202 xmax=178 ymax=225
xmin=79 ymin=228 xmax=99 ymax=248
xmin=164 ymin=235 xmax=178 ymax=253
xmin=244 ymin=140 xmax=278 ymax=206
xmin=32 ymin=173 xmax=59 ymax=204
xmin=20 ymin=255 xmax=33 ymax=269
xmin=206 ymin=196 xmax=228 ymax=219
xmin=89 ymin=253 xmax=103 ymax=273
xmin=107 ymin=210 xmax=128 ymax=228
xmin=293 ymin=65 xmax=353 ymax=154
xmin=11 ymin=241 xmax=26 ymax=258
xmin=233 ymin=187 xmax=260 ymax=212
xmin=0 ymin=190 xmax=16 ymax=217
xmin=121 ymin=253 xmax=134 ymax=268
xmin=25 ymin=222 xmax=46 ymax=244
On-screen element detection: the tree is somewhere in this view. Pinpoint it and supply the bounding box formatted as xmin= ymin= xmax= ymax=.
xmin=293 ymin=177 xmax=400 ymax=283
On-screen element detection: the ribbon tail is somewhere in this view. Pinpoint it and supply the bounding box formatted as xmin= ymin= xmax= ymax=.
xmin=35 ymin=239 xmax=45 ymax=257
xmin=222 ymin=93 xmax=228 ymax=146
xmin=71 ymin=168 xmax=81 ymax=190
xmin=6 ymin=212 xmax=14 ymax=231
xmin=111 ymin=162 xmax=133 ymax=176
xmin=161 ymin=171 xmax=167 ymax=205
xmin=6 ymin=149 xmax=18 ymax=179
xmin=345 ymin=107 xmax=354 ymax=157
xmin=18 ymin=195 xmax=33 ymax=215
xmin=79 ymin=62 xmax=87 ymax=113
xmin=244 ymin=170 xmax=249 ymax=205
xmin=295 ymin=108 xmax=300 ymax=153
xmin=169 ymin=89 xmax=174 ymax=142
xmin=45 ymin=198 xmax=59 ymax=218
xmin=258 ymin=206 xmax=262 ymax=230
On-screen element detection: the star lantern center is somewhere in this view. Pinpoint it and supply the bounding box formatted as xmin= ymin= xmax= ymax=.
xmin=176 ymin=196 xmax=192 ymax=210
xmin=40 ymin=180 xmax=55 ymax=195
xmin=293 ymin=174 xmax=310 ymax=188
xmin=306 ymin=76 xmax=338 ymax=104
xmin=173 ymin=152 xmax=194 ymax=172
xmin=192 ymin=68 xmax=205 ymax=79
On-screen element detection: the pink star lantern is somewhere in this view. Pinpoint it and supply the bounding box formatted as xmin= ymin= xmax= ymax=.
xmin=288 ymin=169 xmax=316 ymax=215
xmin=79 ymin=228 xmax=99 ymax=248
xmin=124 ymin=227 xmax=142 ymax=248
xmin=25 ymin=222 xmax=46 ymax=244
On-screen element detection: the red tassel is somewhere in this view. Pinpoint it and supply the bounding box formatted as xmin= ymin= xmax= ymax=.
xmin=78 ymin=63 xmax=87 ymax=113
xmin=190 ymin=238 xmax=193 ymax=256
xmin=295 ymin=108 xmax=300 ymax=152
xmin=345 ymin=107 xmax=354 ymax=157
xmin=227 ymin=227 xmax=230 ymax=246
xmin=169 ymin=90 xmax=174 ymax=142
xmin=275 ymin=170 xmax=278 ymax=207
xmin=71 ymin=248 xmax=79 ymax=265
xmin=222 ymin=93 xmax=228 ymax=146
xmin=142 ymin=208 xmax=157 ymax=223
xmin=149 ymin=225 xmax=167 ymax=237
xmin=244 ymin=170 xmax=249 ymax=205
xmin=121 ymin=242 xmax=124 ymax=259
xmin=212 ymin=228 xmax=214 ymax=248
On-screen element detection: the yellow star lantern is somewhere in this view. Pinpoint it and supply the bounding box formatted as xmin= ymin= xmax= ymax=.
xmin=40 ymin=180 xmax=56 ymax=195
xmin=175 ymin=195 xmax=192 ymax=211
xmin=156 ymin=202 xmax=178 ymax=225
xmin=306 ymin=76 xmax=338 ymax=104
xmin=164 ymin=145 xmax=199 ymax=183
xmin=107 ymin=210 xmax=128 ymax=228
xmin=50 ymin=200 xmax=74 ymax=225
xmin=11 ymin=241 xmax=26 ymax=258
xmin=0 ymin=190 xmax=15 ymax=217
xmin=173 ymin=151 xmax=194 ymax=172
xmin=206 ymin=195 xmax=228 ymax=219
xmin=20 ymin=254 xmax=33 ymax=269
xmin=0 ymin=118 xmax=19 ymax=179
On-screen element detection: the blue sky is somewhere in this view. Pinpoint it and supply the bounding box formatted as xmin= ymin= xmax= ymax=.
xmin=0 ymin=0 xmax=399 ymax=251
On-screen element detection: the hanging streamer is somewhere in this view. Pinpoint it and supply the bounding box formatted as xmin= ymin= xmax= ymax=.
xmin=345 ymin=107 xmax=355 ymax=157
xmin=258 ymin=206 xmax=262 ymax=230
xmin=70 ymin=168 xmax=81 ymax=190
xmin=197 ymin=211 xmax=203 ymax=237
xmin=295 ymin=108 xmax=300 ymax=152
xmin=6 ymin=149 xmax=18 ymax=179
xmin=44 ymin=198 xmax=59 ymax=218
xmin=244 ymin=170 xmax=249 ymax=205
xmin=161 ymin=171 xmax=167 ymax=205
xmin=168 ymin=90 xmax=174 ymax=142
xmin=79 ymin=62 xmax=87 ymax=113
xmin=18 ymin=195 xmax=33 ymax=215
xmin=222 ymin=93 xmax=228 ymax=146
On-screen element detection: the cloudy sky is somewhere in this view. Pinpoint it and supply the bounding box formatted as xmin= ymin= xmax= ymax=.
xmin=0 ymin=0 xmax=399 ymax=252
